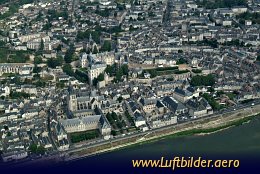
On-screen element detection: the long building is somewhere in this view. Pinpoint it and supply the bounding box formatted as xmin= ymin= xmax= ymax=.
xmin=59 ymin=110 xmax=111 ymax=140
xmin=0 ymin=63 xmax=34 ymax=76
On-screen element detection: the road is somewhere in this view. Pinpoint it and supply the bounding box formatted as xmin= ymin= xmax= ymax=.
xmin=1 ymin=99 xmax=258 ymax=166
xmin=63 ymin=99 xmax=260 ymax=158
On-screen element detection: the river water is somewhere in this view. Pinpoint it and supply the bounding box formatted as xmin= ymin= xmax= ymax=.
xmin=7 ymin=117 xmax=260 ymax=174
xmin=54 ymin=117 xmax=260 ymax=171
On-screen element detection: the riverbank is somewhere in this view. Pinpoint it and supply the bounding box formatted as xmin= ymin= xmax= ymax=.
xmin=159 ymin=113 xmax=260 ymax=138
xmin=124 ymin=112 xmax=260 ymax=147
xmin=64 ymin=105 xmax=260 ymax=162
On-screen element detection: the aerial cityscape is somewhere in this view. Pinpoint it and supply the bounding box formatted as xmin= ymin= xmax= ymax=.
xmin=0 ymin=0 xmax=259 ymax=168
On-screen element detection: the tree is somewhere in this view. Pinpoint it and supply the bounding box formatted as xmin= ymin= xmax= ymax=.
xmin=114 ymin=64 xmax=129 ymax=82
xmin=4 ymin=125 xmax=8 ymax=131
xmin=105 ymin=65 xmax=114 ymax=75
xmin=62 ymin=64 xmax=74 ymax=76
xmin=129 ymin=25 xmax=137 ymax=31
xmin=176 ymin=58 xmax=187 ymax=64
xmin=93 ymin=45 xmax=98 ymax=54
xmin=202 ymin=93 xmax=222 ymax=110
xmin=33 ymin=64 xmax=42 ymax=74
xmin=237 ymin=12 xmax=260 ymax=25
xmin=56 ymin=44 xmax=62 ymax=51
xmin=47 ymin=57 xmax=63 ymax=68
xmin=111 ymin=112 xmax=118 ymax=120
xmin=86 ymin=48 xmax=91 ymax=54
xmin=10 ymin=91 xmax=30 ymax=99
xmin=117 ymin=96 xmax=123 ymax=103
xmin=101 ymin=40 xmax=112 ymax=52
xmin=97 ymin=73 xmax=104 ymax=81
xmin=115 ymin=68 xmax=123 ymax=82
xmin=11 ymin=76 xmax=21 ymax=85
xmin=111 ymin=130 xmax=117 ymax=136
xmin=93 ymin=73 xmax=104 ymax=86
xmin=42 ymin=22 xmax=52 ymax=31
xmin=74 ymin=70 xmax=88 ymax=83
xmin=34 ymin=56 xmax=42 ymax=64
xmin=191 ymin=74 xmax=215 ymax=87
xmin=146 ymin=69 xmax=157 ymax=78
xmin=121 ymin=64 xmax=129 ymax=75
xmin=56 ymin=82 xmax=65 ymax=89
xmin=29 ymin=144 xmax=38 ymax=153
xmin=36 ymin=146 xmax=45 ymax=155
xmin=257 ymin=55 xmax=260 ymax=62
xmin=64 ymin=45 xmax=75 ymax=63
xmin=34 ymin=80 xmax=46 ymax=87
xmin=39 ymin=39 xmax=44 ymax=51
xmin=95 ymin=8 xmax=110 ymax=17
xmin=0 ymin=40 xmax=6 ymax=47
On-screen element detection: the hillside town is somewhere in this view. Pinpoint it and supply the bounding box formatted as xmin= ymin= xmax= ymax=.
xmin=0 ymin=0 xmax=259 ymax=163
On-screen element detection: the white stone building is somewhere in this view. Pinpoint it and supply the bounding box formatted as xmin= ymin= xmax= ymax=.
xmin=88 ymin=64 xmax=106 ymax=84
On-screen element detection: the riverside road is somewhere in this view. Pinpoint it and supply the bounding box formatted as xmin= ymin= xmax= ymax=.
xmin=64 ymin=99 xmax=260 ymax=161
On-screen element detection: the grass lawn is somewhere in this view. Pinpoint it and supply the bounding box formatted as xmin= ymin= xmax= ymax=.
xmin=70 ymin=130 xmax=100 ymax=143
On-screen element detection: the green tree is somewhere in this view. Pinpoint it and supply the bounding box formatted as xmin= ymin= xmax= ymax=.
xmin=39 ymin=39 xmax=44 ymax=51
xmin=93 ymin=45 xmax=98 ymax=54
xmin=36 ymin=146 xmax=45 ymax=155
xmin=62 ymin=64 xmax=74 ymax=76
xmin=34 ymin=80 xmax=46 ymax=87
xmin=146 ymin=69 xmax=157 ymax=78
xmin=56 ymin=82 xmax=65 ymax=88
xmin=10 ymin=91 xmax=30 ymax=99
xmin=56 ymin=44 xmax=62 ymax=51
xmin=64 ymin=45 xmax=75 ymax=63
xmin=202 ymin=93 xmax=222 ymax=110
xmin=97 ymin=73 xmax=104 ymax=81
xmin=257 ymin=55 xmax=260 ymax=61
xmin=93 ymin=73 xmax=104 ymax=86
xmin=34 ymin=56 xmax=42 ymax=64
xmin=33 ymin=64 xmax=42 ymax=74
xmin=178 ymin=50 xmax=183 ymax=53
xmin=105 ymin=65 xmax=114 ymax=75
xmin=111 ymin=130 xmax=117 ymax=136
xmin=121 ymin=64 xmax=129 ymax=75
xmin=191 ymin=74 xmax=215 ymax=87
xmin=29 ymin=144 xmax=38 ymax=153
xmin=115 ymin=68 xmax=123 ymax=82
xmin=101 ymin=40 xmax=112 ymax=52
xmin=47 ymin=57 xmax=63 ymax=68
xmin=117 ymin=96 xmax=123 ymax=103
xmin=177 ymin=58 xmax=187 ymax=64
xmin=42 ymin=22 xmax=52 ymax=31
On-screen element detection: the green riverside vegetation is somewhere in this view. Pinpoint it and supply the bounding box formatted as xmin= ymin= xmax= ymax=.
xmin=165 ymin=114 xmax=260 ymax=139
xmin=135 ymin=114 xmax=260 ymax=147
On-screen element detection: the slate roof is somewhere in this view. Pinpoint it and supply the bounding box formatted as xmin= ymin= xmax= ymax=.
xmin=162 ymin=96 xmax=187 ymax=112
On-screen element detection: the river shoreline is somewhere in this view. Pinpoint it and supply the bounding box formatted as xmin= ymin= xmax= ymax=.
xmin=64 ymin=105 xmax=260 ymax=162
xmin=4 ymin=106 xmax=259 ymax=167
xmin=112 ymin=113 xmax=260 ymax=147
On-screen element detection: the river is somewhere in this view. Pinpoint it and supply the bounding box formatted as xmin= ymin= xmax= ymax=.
xmin=6 ymin=117 xmax=260 ymax=174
